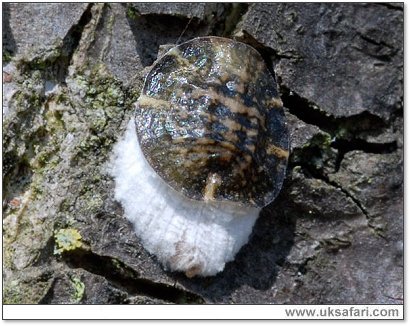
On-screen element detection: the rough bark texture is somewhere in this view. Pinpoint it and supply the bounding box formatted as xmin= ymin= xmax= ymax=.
xmin=3 ymin=3 xmax=403 ymax=304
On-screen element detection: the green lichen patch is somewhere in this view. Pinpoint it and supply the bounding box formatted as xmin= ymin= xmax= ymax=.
xmin=126 ymin=5 xmax=139 ymax=20
xmin=75 ymin=134 xmax=116 ymax=160
xmin=44 ymin=102 xmax=65 ymax=133
xmin=291 ymin=133 xmax=337 ymax=175
xmin=67 ymin=63 xmax=134 ymax=166
xmin=54 ymin=228 xmax=84 ymax=255
xmin=3 ymin=50 xmax=14 ymax=63
xmin=75 ymin=63 xmax=125 ymax=109
xmin=70 ymin=276 xmax=85 ymax=303
xmin=77 ymin=189 xmax=104 ymax=215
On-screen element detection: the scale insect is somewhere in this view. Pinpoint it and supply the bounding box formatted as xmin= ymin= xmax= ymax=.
xmin=112 ymin=36 xmax=289 ymax=277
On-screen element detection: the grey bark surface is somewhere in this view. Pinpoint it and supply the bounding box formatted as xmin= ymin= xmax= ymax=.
xmin=3 ymin=3 xmax=403 ymax=304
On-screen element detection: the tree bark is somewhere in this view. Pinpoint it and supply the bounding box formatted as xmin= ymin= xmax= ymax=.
xmin=3 ymin=3 xmax=403 ymax=304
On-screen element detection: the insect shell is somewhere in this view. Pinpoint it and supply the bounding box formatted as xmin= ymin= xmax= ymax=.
xmin=112 ymin=36 xmax=289 ymax=277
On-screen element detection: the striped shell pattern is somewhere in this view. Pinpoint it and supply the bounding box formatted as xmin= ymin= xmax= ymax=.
xmin=135 ymin=37 xmax=289 ymax=208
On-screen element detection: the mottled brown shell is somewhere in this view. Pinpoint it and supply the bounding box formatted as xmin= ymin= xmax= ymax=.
xmin=135 ymin=36 xmax=289 ymax=208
